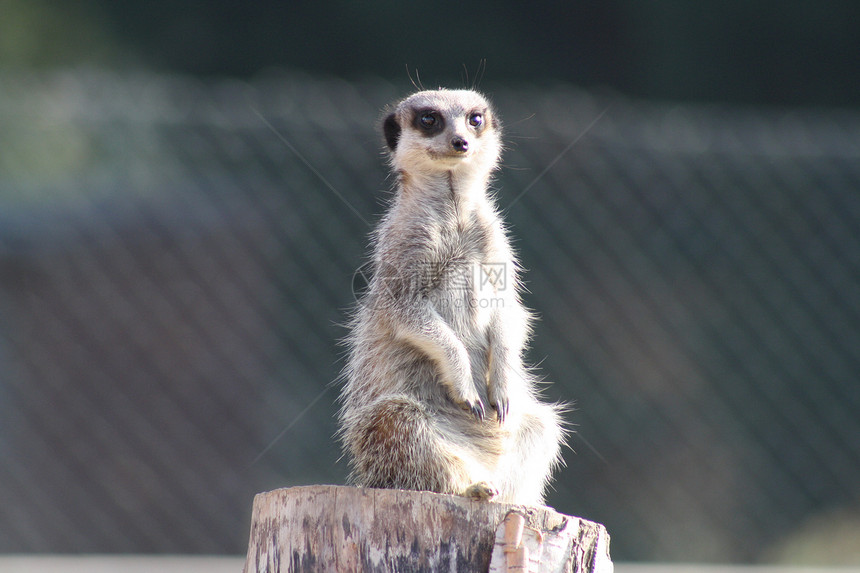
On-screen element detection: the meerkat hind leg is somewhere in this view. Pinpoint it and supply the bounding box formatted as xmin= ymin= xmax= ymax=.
xmin=351 ymin=396 xmax=490 ymax=497
xmin=464 ymin=481 xmax=499 ymax=501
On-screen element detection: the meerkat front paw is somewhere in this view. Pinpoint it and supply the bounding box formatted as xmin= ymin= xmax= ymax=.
xmin=445 ymin=347 xmax=487 ymax=421
xmin=459 ymin=391 xmax=486 ymax=421
xmin=487 ymin=376 xmax=510 ymax=425
xmin=468 ymin=398 xmax=486 ymax=421
xmin=489 ymin=394 xmax=509 ymax=425
xmin=451 ymin=365 xmax=486 ymax=421
xmin=464 ymin=481 xmax=499 ymax=501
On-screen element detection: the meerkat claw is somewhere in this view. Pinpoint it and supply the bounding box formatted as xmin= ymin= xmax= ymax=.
xmin=469 ymin=400 xmax=486 ymax=421
xmin=494 ymin=401 xmax=509 ymax=425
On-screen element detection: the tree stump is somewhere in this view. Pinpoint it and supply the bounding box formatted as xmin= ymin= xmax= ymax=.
xmin=243 ymin=485 xmax=612 ymax=573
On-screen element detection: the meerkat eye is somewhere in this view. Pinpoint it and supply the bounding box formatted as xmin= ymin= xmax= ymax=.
xmin=468 ymin=113 xmax=483 ymax=128
xmin=419 ymin=113 xmax=438 ymax=129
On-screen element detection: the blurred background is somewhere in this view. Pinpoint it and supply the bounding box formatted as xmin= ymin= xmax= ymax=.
xmin=1 ymin=0 xmax=859 ymax=565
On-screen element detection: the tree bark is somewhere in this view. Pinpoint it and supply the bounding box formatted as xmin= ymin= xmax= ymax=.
xmin=243 ymin=485 xmax=612 ymax=573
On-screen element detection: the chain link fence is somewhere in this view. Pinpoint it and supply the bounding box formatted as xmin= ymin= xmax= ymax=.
xmin=1 ymin=70 xmax=859 ymax=562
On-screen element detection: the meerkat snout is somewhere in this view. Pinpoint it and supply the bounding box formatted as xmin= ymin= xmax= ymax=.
xmin=451 ymin=136 xmax=469 ymax=152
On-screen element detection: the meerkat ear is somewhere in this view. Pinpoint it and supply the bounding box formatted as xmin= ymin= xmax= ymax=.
xmin=383 ymin=113 xmax=401 ymax=151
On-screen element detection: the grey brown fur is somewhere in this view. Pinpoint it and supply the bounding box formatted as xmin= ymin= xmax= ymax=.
xmin=338 ymin=89 xmax=565 ymax=506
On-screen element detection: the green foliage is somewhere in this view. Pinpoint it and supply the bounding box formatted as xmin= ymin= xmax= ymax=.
xmin=0 ymin=0 xmax=122 ymax=68
xmin=1 ymin=1 xmax=858 ymax=105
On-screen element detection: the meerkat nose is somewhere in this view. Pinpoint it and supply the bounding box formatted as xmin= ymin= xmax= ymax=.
xmin=451 ymin=136 xmax=469 ymax=152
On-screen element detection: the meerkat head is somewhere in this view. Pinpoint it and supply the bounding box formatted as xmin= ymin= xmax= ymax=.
xmin=382 ymin=89 xmax=502 ymax=178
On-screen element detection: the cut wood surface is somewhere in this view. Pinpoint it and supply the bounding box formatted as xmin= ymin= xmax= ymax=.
xmin=243 ymin=485 xmax=613 ymax=573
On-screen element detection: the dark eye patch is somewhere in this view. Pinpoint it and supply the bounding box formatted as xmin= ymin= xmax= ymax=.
xmin=468 ymin=108 xmax=489 ymax=133
xmin=413 ymin=108 xmax=445 ymax=135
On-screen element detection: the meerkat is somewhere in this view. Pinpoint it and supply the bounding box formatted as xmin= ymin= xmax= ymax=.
xmin=338 ymin=89 xmax=565 ymax=506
